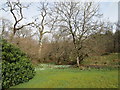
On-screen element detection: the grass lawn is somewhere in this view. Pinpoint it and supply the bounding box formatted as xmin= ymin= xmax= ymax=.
xmin=10 ymin=53 xmax=119 ymax=88
xmin=11 ymin=68 xmax=118 ymax=88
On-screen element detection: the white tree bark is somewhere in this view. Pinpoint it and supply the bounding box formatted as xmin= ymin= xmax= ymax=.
xmin=38 ymin=41 xmax=42 ymax=56
xmin=77 ymin=57 xmax=80 ymax=67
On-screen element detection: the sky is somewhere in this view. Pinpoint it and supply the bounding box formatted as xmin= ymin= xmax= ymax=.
xmin=0 ymin=0 xmax=119 ymax=34
xmin=24 ymin=2 xmax=119 ymax=24
xmin=1 ymin=1 xmax=118 ymax=23
xmin=99 ymin=2 xmax=118 ymax=23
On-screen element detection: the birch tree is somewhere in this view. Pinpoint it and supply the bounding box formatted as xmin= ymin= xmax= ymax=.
xmin=33 ymin=2 xmax=56 ymax=57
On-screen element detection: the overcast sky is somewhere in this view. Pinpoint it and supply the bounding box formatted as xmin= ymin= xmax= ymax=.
xmin=0 ymin=0 xmax=119 ymax=35
xmin=1 ymin=1 xmax=118 ymax=23
xmin=99 ymin=2 xmax=118 ymax=23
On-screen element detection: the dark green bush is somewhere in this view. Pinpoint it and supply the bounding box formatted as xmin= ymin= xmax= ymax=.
xmin=2 ymin=40 xmax=35 ymax=88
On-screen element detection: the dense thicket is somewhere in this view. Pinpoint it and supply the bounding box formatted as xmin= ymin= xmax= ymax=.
xmin=2 ymin=39 xmax=35 ymax=88
xmin=8 ymin=29 xmax=119 ymax=65
xmin=114 ymin=30 xmax=120 ymax=53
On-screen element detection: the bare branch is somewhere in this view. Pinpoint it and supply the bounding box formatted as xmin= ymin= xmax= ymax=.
xmin=16 ymin=22 xmax=34 ymax=30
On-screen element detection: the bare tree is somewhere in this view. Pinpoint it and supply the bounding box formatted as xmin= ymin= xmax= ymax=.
xmin=3 ymin=0 xmax=33 ymax=40
xmin=53 ymin=2 xmax=102 ymax=67
xmin=33 ymin=2 xmax=56 ymax=57
xmin=15 ymin=27 xmax=37 ymax=38
xmin=0 ymin=18 xmax=12 ymax=39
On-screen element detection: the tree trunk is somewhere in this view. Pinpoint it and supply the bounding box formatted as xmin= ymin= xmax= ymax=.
xmin=77 ymin=56 xmax=80 ymax=67
xmin=10 ymin=28 xmax=16 ymax=41
xmin=38 ymin=41 xmax=42 ymax=56
xmin=113 ymin=39 xmax=116 ymax=53
xmin=38 ymin=33 xmax=43 ymax=56
xmin=57 ymin=57 xmax=60 ymax=65
xmin=9 ymin=32 xmax=15 ymax=41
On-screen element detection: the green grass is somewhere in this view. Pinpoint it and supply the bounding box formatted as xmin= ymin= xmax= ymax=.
xmin=10 ymin=53 xmax=119 ymax=88
xmin=11 ymin=68 xmax=118 ymax=88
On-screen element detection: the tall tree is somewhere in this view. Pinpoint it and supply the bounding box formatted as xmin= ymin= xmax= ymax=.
xmin=114 ymin=21 xmax=120 ymax=53
xmin=52 ymin=2 xmax=102 ymax=67
xmin=33 ymin=2 xmax=56 ymax=57
xmin=3 ymin=0 xmax=33 ymax=40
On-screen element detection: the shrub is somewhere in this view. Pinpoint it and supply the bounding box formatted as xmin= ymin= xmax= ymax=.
xmin=2 ymin=39 xmax=35 ymax=89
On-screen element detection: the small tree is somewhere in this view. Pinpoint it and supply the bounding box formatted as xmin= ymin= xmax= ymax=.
xmin=0 ymin=18 xmax=12 ymax=39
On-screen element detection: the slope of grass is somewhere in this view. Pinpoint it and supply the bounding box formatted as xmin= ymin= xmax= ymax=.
xmin=11 ymin=68 xmax=118 ymax=88
xmin=83 ymin=53 xmax=119 ymax=65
